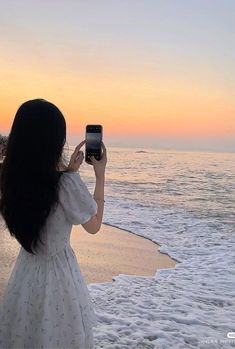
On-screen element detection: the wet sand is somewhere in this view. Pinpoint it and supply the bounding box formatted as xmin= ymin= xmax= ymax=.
xmin=0 ymin=222 xmax=176 ymax=300
xmin=71 ymin=224 xmax=176 ymax=284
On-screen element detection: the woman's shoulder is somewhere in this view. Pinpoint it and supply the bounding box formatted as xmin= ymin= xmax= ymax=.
xmin=57 ymin=170 xmax=80 ymax=178
xmin=57 ymin=170 xmax=82 ymax=188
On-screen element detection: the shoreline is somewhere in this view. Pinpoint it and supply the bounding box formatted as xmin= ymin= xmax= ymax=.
xmin=102 ymin=222 xmax=180 ymax=263
xmin=0 ymin=221 xmax=177 ymax=300
xmin=71 ymin=223 xmax=177 ymax=284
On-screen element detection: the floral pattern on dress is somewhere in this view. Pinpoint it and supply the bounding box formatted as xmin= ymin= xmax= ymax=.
xmin=0 ymin=171 xmax=98 ymax=348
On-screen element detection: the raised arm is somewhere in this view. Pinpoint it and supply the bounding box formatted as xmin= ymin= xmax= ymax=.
xmin=82 ymin=173 xmax=105 ymax=234
xmin=82 ymin=142 xmax=107 ymax=234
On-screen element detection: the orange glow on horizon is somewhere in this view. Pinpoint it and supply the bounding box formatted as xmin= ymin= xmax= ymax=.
xmin=0 ymin=53 xmax=234 ymax=141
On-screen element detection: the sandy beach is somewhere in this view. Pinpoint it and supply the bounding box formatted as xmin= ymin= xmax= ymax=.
xmin=0 ymin=221 xmax=176 ymax=301
xmin=71 ymin=224 xmax=176 ymax=284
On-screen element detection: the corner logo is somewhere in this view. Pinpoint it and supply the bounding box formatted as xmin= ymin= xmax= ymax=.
xmin=227 ymin=332 xmax=235 ymax=339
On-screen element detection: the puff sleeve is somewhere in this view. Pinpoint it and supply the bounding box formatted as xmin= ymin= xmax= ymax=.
xmin=59 ymin=171 xmax=98 ymax=225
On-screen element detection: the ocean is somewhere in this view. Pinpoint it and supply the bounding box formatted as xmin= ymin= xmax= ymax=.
xmin=68 ymin=145 xmax=235 ymax=349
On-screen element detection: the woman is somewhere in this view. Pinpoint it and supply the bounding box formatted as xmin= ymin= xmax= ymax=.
xmin=0 ymin=98 xmax=107 ymax=348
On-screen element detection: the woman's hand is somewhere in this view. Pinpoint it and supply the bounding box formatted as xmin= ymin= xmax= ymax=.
xmin=90 ymin=142 xmax=107 ymax=178
xmin=66 ymin=140 xmax=85 ymax=172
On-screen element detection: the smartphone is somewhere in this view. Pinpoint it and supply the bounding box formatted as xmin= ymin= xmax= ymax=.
xmin=85 ymin=125 xmax=103 ymax=164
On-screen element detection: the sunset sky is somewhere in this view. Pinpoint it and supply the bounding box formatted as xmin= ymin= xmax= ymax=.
xmin=0 ymin=0 xmax=234 ymax=152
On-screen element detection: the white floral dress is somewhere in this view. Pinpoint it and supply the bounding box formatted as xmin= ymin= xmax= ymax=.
xmin=0 ymin=171 xmax=98 ymax=348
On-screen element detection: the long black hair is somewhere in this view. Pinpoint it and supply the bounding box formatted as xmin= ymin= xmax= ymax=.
xmin=0 ymin=99 xmax=68 ymax=254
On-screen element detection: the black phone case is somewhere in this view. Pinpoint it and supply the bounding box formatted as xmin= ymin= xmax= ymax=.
xmin=85 ymin=125 xmax=102 ymax=163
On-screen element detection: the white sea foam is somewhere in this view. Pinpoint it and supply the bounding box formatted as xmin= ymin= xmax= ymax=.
xmin=76 ymin=147 xmax=235 ymax=348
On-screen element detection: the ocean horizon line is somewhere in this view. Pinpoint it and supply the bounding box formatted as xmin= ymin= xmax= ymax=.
xmin=69 ymin=144 xmax=235 ymax=155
